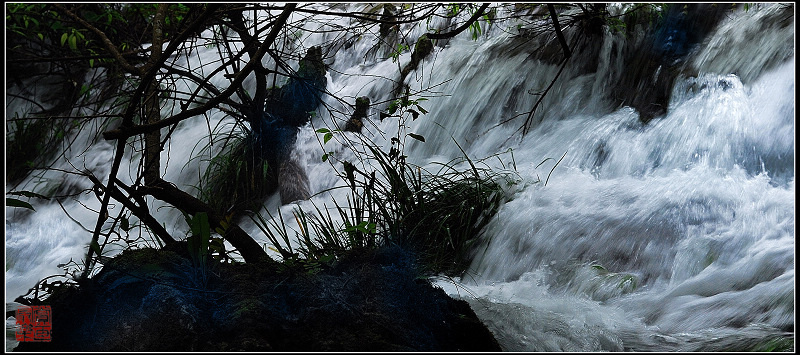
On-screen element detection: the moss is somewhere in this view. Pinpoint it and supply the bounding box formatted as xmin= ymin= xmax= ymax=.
xmin=412 ymin=34 xmax=433 ymax=63
xmin=749 ymin=336 xmax=795 ymax=352
xmin=721 ymin=336 xmax=796 ymax=352
xmin=230 ymin=298 xmax=267 ymax=320
xmin=297 ymin=46 xmax=326 ymax=79
xmin=397 ymin=35 xmax=435 ymax=92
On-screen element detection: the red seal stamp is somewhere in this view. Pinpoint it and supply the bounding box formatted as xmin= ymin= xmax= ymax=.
xmin=15 ymin=305 xmax=52 ymax=342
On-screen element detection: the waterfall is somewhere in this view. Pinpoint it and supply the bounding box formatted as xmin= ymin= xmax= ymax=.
xmin=6 ymin=3 xmax=794 ymax=351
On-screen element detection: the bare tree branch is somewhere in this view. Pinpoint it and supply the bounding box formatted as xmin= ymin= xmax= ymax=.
xmin=548 ymin=4 xmax=571 ymax=60
xmin=81 ymin=4 xmax=229 ymax=277
xmin=84 ymin=173 xmax=177 ymax=245
xmin=522 ymin=57 xmax=570 ymax=135
xmin=139 ymin=178 xmax=275 ymax=264
xmin=102 ymin=4 xmax=297 ymax=141
xmin=426 ymin=3 xmax=490 ymax=40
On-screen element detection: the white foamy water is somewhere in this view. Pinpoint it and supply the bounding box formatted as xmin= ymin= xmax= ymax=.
xmin=6 ymin=3 xmax=794 ymax=351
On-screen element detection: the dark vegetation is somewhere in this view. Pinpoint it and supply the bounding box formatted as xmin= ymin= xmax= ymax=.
xmin=5 ymin=3 xmax=758 ymax=351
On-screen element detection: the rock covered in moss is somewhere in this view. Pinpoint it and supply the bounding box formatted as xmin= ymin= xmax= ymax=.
xmin=240 ymin=46 xmax=326 ymax=208
xmin=398 ymin=35 xmax=434 ymax=89
xmin=344 ymin=96 xmax=370 ymax=133
xmin=265 ymin=46 xmax=327 ymax=128
xmin=379 ymin=4 xmax=398 ymax=38
xmin=14 ymin=245 xmax=500 ymax=351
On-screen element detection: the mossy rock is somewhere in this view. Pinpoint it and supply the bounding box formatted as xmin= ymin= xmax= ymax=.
xmin=14 ymin=245 xmax=500 ymax=351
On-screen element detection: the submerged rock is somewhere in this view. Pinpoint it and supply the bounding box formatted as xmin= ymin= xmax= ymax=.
xmin=14 ymin=245 xmax=500 ymax=351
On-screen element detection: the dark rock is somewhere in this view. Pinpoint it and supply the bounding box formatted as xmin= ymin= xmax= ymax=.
xmin=344 ymin=96 xmax=370 ymax=133
xmin=251 ymin=112 xmax=299 ymax=165
xmin=512 ymin=4 xmax=732 ymax=124
xmin=265 ymin=46 xmax=327 ymax=128
xmin=233 ymin=46 xmax=326 ymax=208
xmin=612 ymin=3 xmax=729 ymax=123
xmin=396 ymin=35 xmax=434 ymax=95
xmin=256 ymin=46 xmax=327 ymax=162
xmin=379 ymin=4 xmax=398 ymax=38
xmin=14 ymin=245 xmax=500 ymax=352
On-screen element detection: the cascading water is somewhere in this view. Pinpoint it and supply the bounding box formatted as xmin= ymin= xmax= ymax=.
xmin=6 ymin=3 xmax=794 ymax=351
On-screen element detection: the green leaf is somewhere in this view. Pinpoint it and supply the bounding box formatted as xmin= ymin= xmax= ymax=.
xmin=219 ymin=214 xmax=231 ymax=230
xmin=192 ymin=212 xmax=211 ymax=239
xmin=618 ymin=275 xmax=638 ymax=290
xmin=120 ymin=216 xmax=130 ymax=231
xmin=68 ymin=34 xmax=77 ymax=51
xmin=591 ymin=264 xmax=608 ymax=274
xmin=37 ymin=33 xmax=43 ymax=41
xmin=408 ymin=133 xmax=425 ymax=142
xmin=200 ymin=226 xmax=209 ymax=257
xmin=60 ymin=32 xmax=68 ymax=46
xmin=322 ymin=153 xmax=329 ymax=162
xmin=6 ymin=198 xmax=35 ymax=211
xmin=366 ymin=222 xmax=377 ymax=233
xmin=324 ymin=132 xmax=333 ymax=144
xmin=354 ymin=221 xmax=376 ymax=234
xmin=315 ymin=128 xmax=330 ymax=134
xmin=89 ymin=59 xmax=94 ymax=68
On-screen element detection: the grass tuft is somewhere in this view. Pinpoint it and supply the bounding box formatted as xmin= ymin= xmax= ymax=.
xmin=198 ymin=131 xmax=278 ymax=216
xmin=253 ymin=135 xmax=518 ymax=277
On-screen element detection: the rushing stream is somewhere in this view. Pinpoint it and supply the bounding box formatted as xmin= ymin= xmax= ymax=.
xmin=6 ymin=3 xmax=794 ymax=351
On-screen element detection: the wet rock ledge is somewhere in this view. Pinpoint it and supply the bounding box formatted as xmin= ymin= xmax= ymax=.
xmin=14 ymin=245 xmax=500 ymax=351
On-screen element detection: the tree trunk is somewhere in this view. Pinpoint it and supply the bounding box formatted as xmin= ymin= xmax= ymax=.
xmin=143 ymin=4 xmax=167 ymax=185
